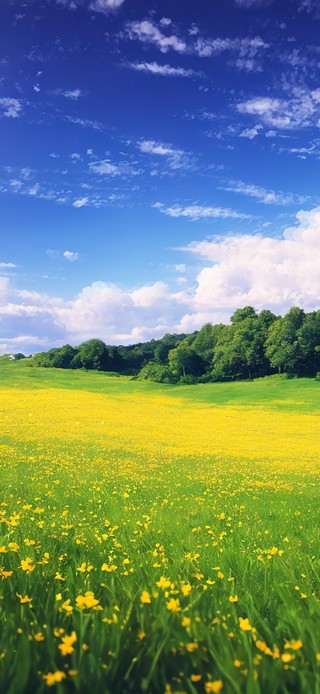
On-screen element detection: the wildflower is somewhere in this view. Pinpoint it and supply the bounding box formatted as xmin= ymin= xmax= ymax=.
xmin=156 ymin=576 xmax=171 ymax=589
xmin=140 ymin=591 xmax=151 ymax=604
xmin=16 ymin=593 xmax=32 ymax=606
xmin=181 ymin=583 xmax=192 ymax=597
xmin=284 ymin=639 xmax=303 ymax=650
xmin=34 ymin=632 xmax=45 ymax=642
xmin=58 ymin=631 xmax=77 ymax=656
xmin=205 ymin=681 xmax=223 ymax=693
xmin=76 ymin=592 xmax=99 ymax=609
xmin=182 ymin=616 xmax=191 ymax=627
xmin=43 ymin=671 xmax=66 ymax=686
xmin=20 ymin=557 xmax=36 ymax=573
xmin=60 ymin=599 xmax=73 ymax=613
xmin=229 ymin=595 xmax=238 ymax=603
xmin=166 ymin=598 xmax=181 ymax=612
xmin=191 ymin=674 xmax=202 ymax=682
xmin=101 ymin=563 xmax=117 ymax=572
xmin=281 ymin=653 xmax=294 ymax=663
xmin=239 ymin=617 xmax=252 ymax=631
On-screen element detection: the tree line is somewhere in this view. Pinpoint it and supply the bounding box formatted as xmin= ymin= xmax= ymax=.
xmin=30 ymin=306 xmax=320 ymax=383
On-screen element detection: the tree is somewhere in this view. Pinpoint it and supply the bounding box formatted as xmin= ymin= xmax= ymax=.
xmin=77 ymin=339 xmax=110 ymax=371
xmin=265 ymin=307 xmax=305 ymax=374
xmin=51 ymin=345 xmax=77 ymax=369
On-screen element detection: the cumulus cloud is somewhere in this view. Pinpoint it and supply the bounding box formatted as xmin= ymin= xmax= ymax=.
xmin=128 ymin=61 xmax=197 ymax=78
xmin=0 ymin=262 xmax=16 ymax=268
xmin=63 ymin=250 xmax=79 ymax=262
xmin=153 ymin=202 xmax=250 ymax=220
xmin=1 ymin=207 xmax=320 ymax=353
xmin=0 ymin=97 xmax=22 ymax=118
xmin=183 ymin=206 xmax=320 ymax=315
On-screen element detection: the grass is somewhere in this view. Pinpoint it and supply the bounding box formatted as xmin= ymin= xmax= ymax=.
xmin=0 ymin=360 xmax=319 ymax=693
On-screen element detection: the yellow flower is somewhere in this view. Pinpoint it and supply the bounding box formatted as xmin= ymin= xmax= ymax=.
xmin=191 ymin=674 xmax=202 ymax=682
xmin=43 ymin=671 xmax=66 ymax=686
xmin=60 ymin=599 xmax=73 ymax=613
xmin=166 ymin=598 xmax=181 ymax=613
xmin=34 ymin=632 xmax=45 ymax=642
xmin=205 ymin=681 xmax=223 ymax=693
xmin=20 ymin=557 xmax=36 ymax=573
xmin=76 ymin=591 xmax=99 ymax=609
xmin=182 ymin=616 xmax=191 ymax=627
xmin=181 ymin=583 xmax=192 ymax=597
xmin=58 ymin=631 xmax=77 ymax=656
xmin=186 ymin=642 xmax=198 ymax=652
xmin=281 ymin=653 xmax=294 ymax=663
xmin=16 ymin=593 xmax=32 ymax=606
xmin=102 ymin=563 xmax=117 ymax=572
xmin=284 ymin=639 xmax=303 ymax=651
xmin=156 ymin=576 xmax=171 ymax=589
xmin=229 ymin=595 xmax=238 ymax=603
xmin=140 ymin=590 xmax=151 ymax=604
xmin=239 ymin=617 xmax=252 ymax=631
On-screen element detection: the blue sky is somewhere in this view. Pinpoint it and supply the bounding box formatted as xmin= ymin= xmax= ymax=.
xmin=1 ymin=0 xmax=320 ymax=353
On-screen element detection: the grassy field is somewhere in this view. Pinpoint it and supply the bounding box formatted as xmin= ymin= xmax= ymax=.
xmin=0 ymin=360 xmax=319 ymax=693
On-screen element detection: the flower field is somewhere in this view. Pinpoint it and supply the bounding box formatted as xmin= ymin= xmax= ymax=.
xmin=0 ymin=364 xmax=319 ymax=693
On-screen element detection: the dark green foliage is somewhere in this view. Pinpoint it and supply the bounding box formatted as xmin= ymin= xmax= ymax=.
xmin=29 ymin=305 xmax=320 ymax=383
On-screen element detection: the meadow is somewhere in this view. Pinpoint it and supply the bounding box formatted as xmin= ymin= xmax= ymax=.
xmin=0 ymin=360 xmax=319 ymax=693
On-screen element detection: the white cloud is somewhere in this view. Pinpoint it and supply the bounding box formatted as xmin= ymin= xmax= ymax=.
xmin=0 ymin=97 xmax=22 ymax=118
xmin=128 ymin=61 xmax=197 ymax=78
xmin=182 ymin=206 xmax=320 ymax=315
xmin=89 ymin=160 xmax=121 ymax=176
xmin=153 ymin=202 xmax=250 ymax=220
xmin=126 ymin=20 xmax=187 ymax=54
xmin=194 ymin=36 xmax=268 ymax=60
xmin=1 ymin=206 xmax=320 ymax=353
xmin=0 ymin=262 xmax=16 ymax=268
xmin=63 ymin=250 xmax=79 ymax=262
xmin=237 ymin=89 xmax=320 ymax=129
xmin=239 ymin=124 xmax=263 ymax=139
xmin=219 ymin=180 xmax=307 ymax=205
xmin=72 ymin=197 xmax=88 ymax=208
xmin=139 ymin=140 xmax=194 ymax=170
xmin=63 ymin=88 xmax=83 ymax=100
xmin=89 ymin=0 xmax=125 ymax=12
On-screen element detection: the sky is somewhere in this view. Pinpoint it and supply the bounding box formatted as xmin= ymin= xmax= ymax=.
xmin=1 ymin=0 xmax=320 ymax=354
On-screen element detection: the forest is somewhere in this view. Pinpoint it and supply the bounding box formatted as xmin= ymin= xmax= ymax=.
xmin=27 ymin=306 xmax=320 ymax=383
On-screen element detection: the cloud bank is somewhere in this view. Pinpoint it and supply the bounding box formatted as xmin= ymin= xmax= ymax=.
xmin=1 ymin=207 xmax=319 ymax=353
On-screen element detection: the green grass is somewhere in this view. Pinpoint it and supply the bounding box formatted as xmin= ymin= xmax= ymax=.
xmin=0 ymin=362 xmax=319 ymax=694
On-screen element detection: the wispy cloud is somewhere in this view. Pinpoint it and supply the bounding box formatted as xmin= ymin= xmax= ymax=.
xmin=63 ymin=88 xmax=83 ymax=100
xmin=153 ymin=202 xmax=251 ymax=220
xmin=237 ymin=88 xmax=320 ymax=129
xmin=239 ymin=124 xmax=263 ymax=139
xmin=219 ymin=179 xmax=307 ymax=205
xmin=72 ymin=197 xmax=89 ymax=208
xmin=126 ymin=20 xmax=188 ymax=54
xmin=0 ymin=97 xmax=22 ymax=118
xmin=138 ymin=140 xmax=195 ymax=170
xmin=0 ymin=262 xmax=16 ymax=268
xmin=128 ymin=61 xmax=198 ymax=78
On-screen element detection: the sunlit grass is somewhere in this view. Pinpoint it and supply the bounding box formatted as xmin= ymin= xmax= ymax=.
xmin=0 ymin=364 xmax=319 ymax=693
